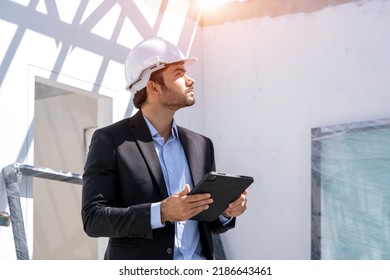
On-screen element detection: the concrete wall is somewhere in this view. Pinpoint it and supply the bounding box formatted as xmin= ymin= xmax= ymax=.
xmin=1 ymin=0 xmax=389 ymax=260
xmin=202 ymin=0 xmax=390 ymax=259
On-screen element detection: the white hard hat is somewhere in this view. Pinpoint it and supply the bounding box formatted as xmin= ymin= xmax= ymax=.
xmin=125 ymin=37 xmax=197 ymax=94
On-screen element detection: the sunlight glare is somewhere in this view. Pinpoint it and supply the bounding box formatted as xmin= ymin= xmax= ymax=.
xmin=198 ymin=0 xmax=236 ymax=10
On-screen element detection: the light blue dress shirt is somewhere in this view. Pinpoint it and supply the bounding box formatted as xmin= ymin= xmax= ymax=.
xmin=144 ymin=117 xmax=205 ymax=260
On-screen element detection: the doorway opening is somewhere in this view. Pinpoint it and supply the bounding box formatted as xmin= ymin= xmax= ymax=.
xmin=33 ymin=78 xmax=112 ymax=259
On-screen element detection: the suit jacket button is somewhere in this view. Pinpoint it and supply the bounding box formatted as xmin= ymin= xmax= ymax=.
xmin=166 ymin=248 xmax=173 ymax=254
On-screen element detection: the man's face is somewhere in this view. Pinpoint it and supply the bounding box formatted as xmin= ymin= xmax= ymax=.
xmin=158 ymin=62 xmax=195 ymax=111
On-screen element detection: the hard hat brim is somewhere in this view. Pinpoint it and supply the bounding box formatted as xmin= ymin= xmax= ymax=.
xmin=183 ymin=57 xmax=198 ymax=67
xmin=126 ymin=56 xmax=198 ymax=93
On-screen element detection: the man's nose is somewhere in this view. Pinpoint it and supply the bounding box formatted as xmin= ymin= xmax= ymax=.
xmin=185 ymin=75 xmax=195 ymax=86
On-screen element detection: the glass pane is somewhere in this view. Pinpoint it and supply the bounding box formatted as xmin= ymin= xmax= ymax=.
xmin=312 ymin=119 xmax=390 ymax=259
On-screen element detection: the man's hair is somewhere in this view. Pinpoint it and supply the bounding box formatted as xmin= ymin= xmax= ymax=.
xmin=133 ymin=67 xmax=165 ymax=109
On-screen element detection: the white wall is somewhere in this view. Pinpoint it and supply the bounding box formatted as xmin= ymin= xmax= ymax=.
xmin=202 ymin=0 xmax=390 ymax=259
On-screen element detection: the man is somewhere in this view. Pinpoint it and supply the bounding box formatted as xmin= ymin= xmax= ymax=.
xmin=81 ymin=38 xmax=247 ymax=260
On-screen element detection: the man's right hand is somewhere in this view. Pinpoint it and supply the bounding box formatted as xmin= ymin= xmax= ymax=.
xmin=160 ymin=184 xmax=213 ymax=223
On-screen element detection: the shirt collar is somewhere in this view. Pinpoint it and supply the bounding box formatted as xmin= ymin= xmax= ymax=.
xmin=143 ymin=115 xmax=179 ymax=140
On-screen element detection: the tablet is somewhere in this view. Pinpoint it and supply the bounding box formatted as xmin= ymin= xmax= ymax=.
xmin=189 ymin=172 xmax=254 ymax=222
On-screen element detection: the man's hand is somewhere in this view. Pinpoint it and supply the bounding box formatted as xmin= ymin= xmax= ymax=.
xmin=160 ymin=184 xmax=213 ymax=223
xmin=223 ymin=189 xmax=248 ymax=218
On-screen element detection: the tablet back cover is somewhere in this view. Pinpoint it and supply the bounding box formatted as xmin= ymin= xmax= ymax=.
xmin=190 ymin=172 xmax=253 ymax=222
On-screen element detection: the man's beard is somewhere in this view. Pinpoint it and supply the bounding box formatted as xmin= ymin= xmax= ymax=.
xmin=160 ymin=85 xmax=195 ymax=111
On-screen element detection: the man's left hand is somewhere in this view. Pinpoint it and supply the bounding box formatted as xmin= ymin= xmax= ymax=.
xmin=223 ymin=189 xmax=248 ymax=218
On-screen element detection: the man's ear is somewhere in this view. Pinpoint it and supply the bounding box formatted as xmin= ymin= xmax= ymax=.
xmin=146 ymin=80 xmax=160 ymax=95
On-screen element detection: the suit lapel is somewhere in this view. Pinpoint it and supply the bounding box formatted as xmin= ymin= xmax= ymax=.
xmin=128 ymin=111 xmax=169 ymax=198
xmin=178 ymin=127 xmax=203 ymax=186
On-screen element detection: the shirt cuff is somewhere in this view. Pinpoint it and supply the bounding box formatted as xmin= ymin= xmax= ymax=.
xmin=151 ymin=202 xmax=165 ymax=229
xmin=219 ymin=214 xmax=233 ymax=226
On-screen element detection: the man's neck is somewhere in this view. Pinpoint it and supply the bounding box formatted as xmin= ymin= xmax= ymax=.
xmin=141 ymin=107 xmax=175 ymax=142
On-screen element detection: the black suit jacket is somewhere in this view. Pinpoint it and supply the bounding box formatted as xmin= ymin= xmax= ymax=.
xmin=81 ymin=110 xmax=235 ymax=260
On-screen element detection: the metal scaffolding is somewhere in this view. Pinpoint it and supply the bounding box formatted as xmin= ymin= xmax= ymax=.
xmin=2 ymin=163 xmax=82 ymax=260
